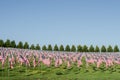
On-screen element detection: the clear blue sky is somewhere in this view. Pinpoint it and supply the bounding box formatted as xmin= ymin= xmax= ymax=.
xmin=0 ymin=0 xmax=120 ymax=47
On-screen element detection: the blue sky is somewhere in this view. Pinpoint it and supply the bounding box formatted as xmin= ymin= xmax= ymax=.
xmin=0 ymin=0 xmax=120 ymax=47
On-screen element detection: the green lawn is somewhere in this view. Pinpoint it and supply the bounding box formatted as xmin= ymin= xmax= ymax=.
xmin=1 ymin=62 xmax=120 ymax=80
xmin=0 ymin=57 xmax=120 ymax=80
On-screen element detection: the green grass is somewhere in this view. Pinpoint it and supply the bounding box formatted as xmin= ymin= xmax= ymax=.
xmin=1 ymin=63 xmax=120 ymax=80
xmin=1 ymin=57 xmax=120 ymax=80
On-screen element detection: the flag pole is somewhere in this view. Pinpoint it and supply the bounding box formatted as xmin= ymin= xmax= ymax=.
xmin=8 ymin=53 xmax=9 ymax=80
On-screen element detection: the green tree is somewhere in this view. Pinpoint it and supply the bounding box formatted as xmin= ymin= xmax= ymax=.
xmin=114 ymin=45 xmax=119 ymax=52
xmin=65 ymin=45 xmax=70 ymax=52
xmin=59 ymin=45 xmax=64 ymax=51
xmin=10 ymin=40 xmax=16 ymax=48
xmin=23 ymin=42 xmax=29 ymax=49
xmin=107 ymin=45 xmax=113 ymax=52
xmin=17 ymin=41 xmax=23 ymax=49
xmin=77 ymin=45 xmax=82 ymax=52
xmin=30 ymin=44 xmax=35 ymax=50
xmin=71 ymin=45 xmax=76 ymax=52
xmin=4 ymin=39 xmax=11 ymax=47
xmin=95 ymin=45 xmax=100 ymax=52
xmin=101 ymin=45 xmax=106 ymax=52
xmin=82 ymin=45 xmax=88 ymax=52
xmin=35 ymin=44 xmax=40 ymax=50
xmin=42 ymin=45 xmax=47 ymax=50
xmin=89 ymin=45 xmax=94 ymax=52
xmin=54 ymin=44 xmax=59 ymax=51
xmin=48 ymin=44 xmax=52 ymax=51
xmin=0 ymin=39 xmax=4 ymax=47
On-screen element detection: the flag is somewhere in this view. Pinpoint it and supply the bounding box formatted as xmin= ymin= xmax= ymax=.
xmin=67 ymin=59 xmax=71 ymax=68
xmin=24 ymin=56 xmax=30 ymax=67
xmin=73 ymin=57 xmax=77 ymax=62
xmin=1 ymin=51 xmax=6 ymax=68
xmin=55 ymin=58 xmax=59 ymax=67
xmin=77 ymin=57 xmax=82 ymax=67
xmin=9 ymin=54 xmax=14 ymax=69
xmin=19 ymin=55 xmax=26 ymax=66
xmin=42 ymin=58 xmax=51 ymax=67
xmin=96 ymin=58 xmax=102 ymax=68
xmin=1 ymin=58 xmax=5 ymax=68
xmin=0 ymin=56 xmax=2 ymax=61
xmin=33 ymin=56 xmax=36 ymax=68
xmin=104 ymin=57 xmax=109 ymax=68
xmin=58 ymin=58 xmax=62 ymax=66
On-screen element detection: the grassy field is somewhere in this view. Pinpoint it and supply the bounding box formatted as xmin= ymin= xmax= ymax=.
xmin=1 ymin=59 xmax=120 ymax=80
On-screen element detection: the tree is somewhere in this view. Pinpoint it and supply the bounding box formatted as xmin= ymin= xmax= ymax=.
xmin=17 ymin=41 xmax=23 ymax=49
xmin=89 ymin=45 xmax=94 ymax=52
xmin=35 ymin=44 xmax=40 ymax=50
xmin=59 ymin=45 xmax=64 ymax=51
xmin=95 ymin=45 xmax=100 ymax=52
xmin=107 ymin=45 xmax=113 ymax=52
xmin=54 ymin=44 xmax=59 ymax=51
xmin=11 ymin=40 xmax=16 ymax=48
xmin=71 ymin=45 xmax=76 ymax=52
xmin=4 ymin=39 xmax=11 ymax=47
xmin=82 ymin=45 xmax=88 ymax=52
xmin=0 ymin=39 xmax=4 ymax=47
xmin=30 ymin=44 xmax=35 ymax=50
xmin=42 ymin=45 xmax=47 ymax=50
xmin=65 ymin=45 xmax=70 ymax=52
xmin=77 ymin=45 xmax=82 ymax=52
xmin=101 ymin=45 xmax=106 ymax=52
xmin=114 ymin=45 xmax=119 ymax=52
xmin=23 ymin=42 xmax=29 ymax=49
xmin=47 ymin=44 xmax=52 ymax=51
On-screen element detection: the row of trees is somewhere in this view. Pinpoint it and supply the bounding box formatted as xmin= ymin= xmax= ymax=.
xmin=0 ymin=39 xmax=119 ymax=52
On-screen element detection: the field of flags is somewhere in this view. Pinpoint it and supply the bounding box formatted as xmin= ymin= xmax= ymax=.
xmin=1 ymin=47 xmax=120 ymax=69
xmin=1 ymin=47 xmax=120 ymax=80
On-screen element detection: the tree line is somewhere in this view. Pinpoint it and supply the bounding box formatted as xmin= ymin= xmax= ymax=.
xmin=0 ymin=39 xmax=119 ymax=52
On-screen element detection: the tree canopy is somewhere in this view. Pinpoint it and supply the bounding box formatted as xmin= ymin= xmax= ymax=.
xmin=0 ymin=39 xmax=119 ymax=52
xmin=59 ymin=45 xmax=64 ymax=51
xmin=107 ymin=45 xmax=113 ymax=52
xmin=95 ymin=46 xmax=100 ymax=52
xmin=54 ymin=44 xmax=59 ymax=51
xmin=35 ymin=44 xmax=40 ymax=50
xmin=82 ymin=45 xmax=88 ymax=52
xmin=24 ymin=42 xmax=29 ymax=49
xmin=65 ymin=45 xmax=70 ymax=52
xmin=77 ymin=45 xmax=82 ymax=52
xmin=11 ymin=40 xmax=16 ymax=48
xmin=101 ymin=45 xmax=106 ymax=52
xmin=17 ymin=41 xmax=23 ymax=49
xmin=48 ymin=44 xmax=52 ymax=51
xmin=114 ymin=45 xmax=119 ymax=52
xmin=42 ymin=45 xmax=47 ymax=50
xmin=30 ymin=44 xmax=35 ymax=50
xmin=4 ymin=39 xmax=11 ymax=47
xmin=0 ymin=39 xmax=4 ymax=47
xmin=89 ymin=45 xmax=94 ymax=52
xmin=71 ymin=45 xmax=76 ymax=52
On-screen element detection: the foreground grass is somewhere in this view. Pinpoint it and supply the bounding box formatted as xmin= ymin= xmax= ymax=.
xmin=1 ymin=63 xmax=120 ymax=80
xmin=1 ymin=57 xmax=120 ymax=80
